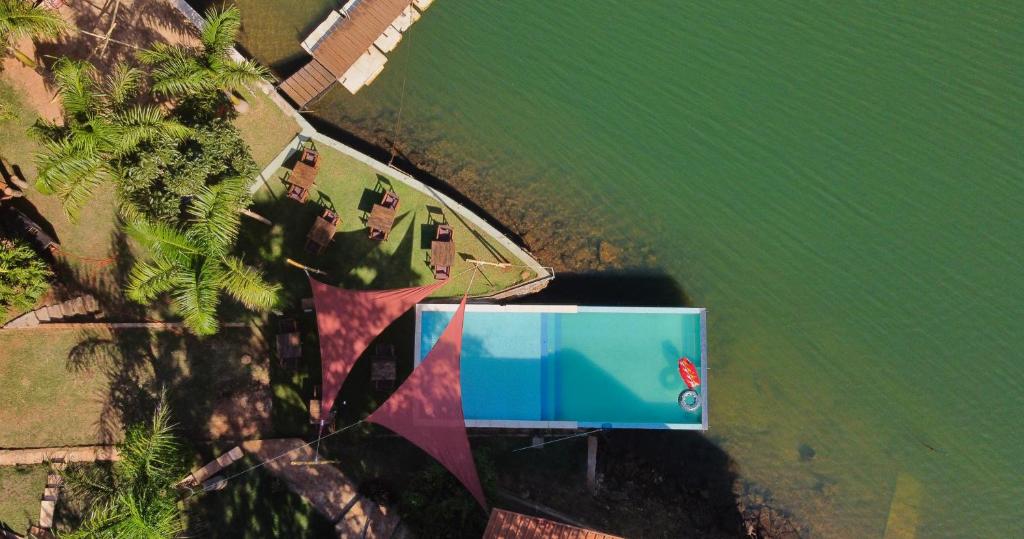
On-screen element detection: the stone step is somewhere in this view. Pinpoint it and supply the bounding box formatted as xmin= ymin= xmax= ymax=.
xmin=47 ymin=304 xmax=64 ymax=320
xmin=46 ymin=473 xmax=63 ymax=487
xmin=39 ymin=499 xmax=56 ymax=528
xmin=5 ymin=311 xmax=39 ymax=328
xmin=34 ymin=306 xmax=51 ymax=322
xmin=82 ymin=294 xmax=99 ymax=313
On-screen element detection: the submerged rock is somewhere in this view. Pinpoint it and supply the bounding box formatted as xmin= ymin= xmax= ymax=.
xmin=798 ymin=443 xmax=816 ymax=462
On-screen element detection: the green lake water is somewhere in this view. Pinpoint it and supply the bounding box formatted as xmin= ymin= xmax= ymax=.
xmin=221 ymin=1 xmax=1024 ymax=535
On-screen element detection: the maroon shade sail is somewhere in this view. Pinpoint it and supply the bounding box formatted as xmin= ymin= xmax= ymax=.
xmin=366 ymin=297 xmax=487 ymax=509
xmin=310 ymin=277 xmax=444 ymax=413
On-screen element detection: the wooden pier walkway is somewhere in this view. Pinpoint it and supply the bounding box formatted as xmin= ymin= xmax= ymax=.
xmin=280 ymin=0 xmax=425 ymax=107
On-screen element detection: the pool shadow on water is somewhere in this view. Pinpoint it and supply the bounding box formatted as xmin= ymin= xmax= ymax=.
xmin=521 ymin=270 xmax=693 ymax=307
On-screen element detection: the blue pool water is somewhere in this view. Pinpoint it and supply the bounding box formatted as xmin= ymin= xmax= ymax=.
xmin=416 ymin=305 xmax=707 ymax=429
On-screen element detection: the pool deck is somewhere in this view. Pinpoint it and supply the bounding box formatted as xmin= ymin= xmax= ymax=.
xmin=416 ymin=304 xmax=709 ymax=431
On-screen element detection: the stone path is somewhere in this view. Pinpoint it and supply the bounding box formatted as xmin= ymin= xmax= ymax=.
xmin=0 ymin=445 xmax=118 ymax=466
xmin=241 ymin=439 xmax=407 ymax=538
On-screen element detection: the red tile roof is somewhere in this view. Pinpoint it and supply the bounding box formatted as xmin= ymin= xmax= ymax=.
xmin=483 ymin=509 xmax=623 ymax=539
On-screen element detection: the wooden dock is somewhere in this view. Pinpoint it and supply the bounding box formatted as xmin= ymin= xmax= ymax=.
xmin=280 ymin=0 xmax=429 ymax=107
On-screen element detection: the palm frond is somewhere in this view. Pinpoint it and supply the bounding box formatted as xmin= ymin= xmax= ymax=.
xmin=126 ymin=258 xmax=179 ymax=304
xmin=185 ymin=178 xmax=244 ymax=253
xmin=139 ymin=44 xmax=214 ymax=97
xmin=51 ymin=57 xmax=99 ymax=119
xmin=117 ymin=393 xmax=182 ymax=487
xmin=135 ymin=42 xmax=189 ymax=65
xmin=150 ymin=55 xmax=212 ymax=97
xmin=65 ymin=391 xmax=186 ymax=538
xmin=213 ymin=56 xmax=270 ymax=93
xmin=61 ymin=462 xmax=116 ymax=508
xmin=60 ymin=498 xmax=129 ymax=538
xmin=0 ymin=0 xmax=68 ymax=43
xmin=200 ymin=5 xmax=242 ymax=58
xmin=112 ymin=105 xmax=191 ymax=155
xmin=171 ymin=257 xmax=222 ymax=336
xmin=104 ymin=63 xmax=144 ymax=108
xmin=220 ymin=255 xmax=279 ymax=311
xmin=26 ymin=117 xmax=65 ymax=143
xmin=33 ymin=138 xmax=110 ymax=218
xmin=126 ymin=219 xmax=199 ymax=261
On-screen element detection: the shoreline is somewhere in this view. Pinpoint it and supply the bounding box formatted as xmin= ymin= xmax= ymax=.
xmin=165 ymin=2 xmax=808 ymax=536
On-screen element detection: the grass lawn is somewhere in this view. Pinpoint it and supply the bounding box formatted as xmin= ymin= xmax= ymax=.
xmin=240 ymin=142 xmax=537 ymax=308
xmin=185 ymin=456 xmax=335 ymax=538
xmin=0 ymin=78 xmax=120 ymax=262
xmin=233 ymin=86 xmax=302 ymax=169
xmin=0 ymin=465 xmax=47 ymax=535
xmin=0 ymin=327 xmax=272 ymax=448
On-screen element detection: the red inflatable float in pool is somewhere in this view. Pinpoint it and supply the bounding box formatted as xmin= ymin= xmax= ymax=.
xmin=678 ymin=357 xmax=700 ymax=389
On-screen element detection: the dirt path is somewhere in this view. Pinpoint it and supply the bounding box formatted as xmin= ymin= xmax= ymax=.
xmin=0 ymin=0 xmax=201 ymax=122
xmin=241 ymin=438 xmax=406 ymax=539
xmin=0 ymin=445 xmax=118 ymax=466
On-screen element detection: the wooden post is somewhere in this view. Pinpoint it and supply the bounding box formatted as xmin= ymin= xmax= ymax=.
xmin=466 ymin=258 xmax=513 ymax=268
xmin=285 ymin=258 xmax=327 ymax=275
xmin=586 ymin=435 xmax=598 ymax=493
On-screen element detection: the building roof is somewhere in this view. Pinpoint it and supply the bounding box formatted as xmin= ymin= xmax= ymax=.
xmin=483 ymin=509 xmax=623 ymax=539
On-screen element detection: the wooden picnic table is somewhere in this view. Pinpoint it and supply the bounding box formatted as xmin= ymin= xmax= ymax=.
xmin=306 ymin=211 xmax=339 ymax=254
xmin=431 ymin=240 xmax=454 ymax=273
xmin=290 ymin=161 xmax=318 ymax=190
xmin=287 ymin=149 xmax=321 ymax=203
xmin=367 ymin=204 xmax=397 ymax=239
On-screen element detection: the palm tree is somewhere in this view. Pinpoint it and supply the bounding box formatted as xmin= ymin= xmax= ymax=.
xmin=127 ymin=177 xmax=279 ymax=336
xmin=0 ymin=0 xmax=67 ymax=68
xmin=137 ymin=5 xmax=269 ymax=108
xmin=62 ymin=392 xmax=186 ymax=538
xmin=30 ymin=57 xmax=191 ymax=219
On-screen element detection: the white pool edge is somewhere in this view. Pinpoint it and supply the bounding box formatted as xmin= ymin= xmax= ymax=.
xmin=415 ymin=303 xmax=709 ymax=431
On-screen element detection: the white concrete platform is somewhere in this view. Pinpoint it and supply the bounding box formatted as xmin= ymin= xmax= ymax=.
xmin=340 ymin=46 xmax=388 ymax=94
xmin=301 ymin=10 xmax=343 ymax=54
xmin=413 ymin=0 xmax=434 ymax=12
xmin=391 ymin=5 xmax=421 ymax=32
xmin=373 ymin=25 xmax=403 ymax=53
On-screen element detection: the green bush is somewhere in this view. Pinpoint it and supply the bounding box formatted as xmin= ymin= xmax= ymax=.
xmin=0 ymin=238 xmax=52 ymax=312
xmin=120 ymin=117 xmax=257 ymax=223
xmin=400 ymin=452 xmax=495 ymax=538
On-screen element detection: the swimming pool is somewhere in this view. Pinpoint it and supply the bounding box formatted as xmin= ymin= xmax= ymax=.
xmin=415 ymin=305 xmax=708 ymax=430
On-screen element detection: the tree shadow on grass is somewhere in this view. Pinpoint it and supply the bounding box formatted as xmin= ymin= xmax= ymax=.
xmin=51 ymin=228 xmax=155 ymax=321
xmin=185 ymin=462 xmax=335 ymax=539
xmin=65 ymin=326 xmax=273 ymax=446
xmin=34 ymin=0 xmax=199 ymax=79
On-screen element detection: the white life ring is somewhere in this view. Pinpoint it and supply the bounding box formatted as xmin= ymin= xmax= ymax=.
xmin=678 ymin=389 xmax=701 ymax=412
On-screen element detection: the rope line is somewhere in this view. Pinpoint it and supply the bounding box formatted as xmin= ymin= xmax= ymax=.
xmin=388 ymin=14 xmax=416 ymax=166
xmin=511 ymin=429 xmax=601 ymax=453
xmin=54 ymin=247 xmax=116 ymax=267
xmin=190 ymin=420 xmax=365 ymax=496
